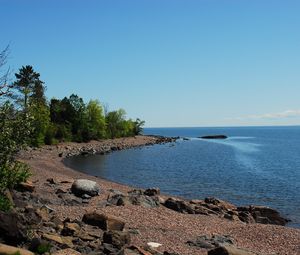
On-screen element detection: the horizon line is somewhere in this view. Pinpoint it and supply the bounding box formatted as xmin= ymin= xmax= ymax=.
xmin=144 ymin=124 xmax=300 ymax=129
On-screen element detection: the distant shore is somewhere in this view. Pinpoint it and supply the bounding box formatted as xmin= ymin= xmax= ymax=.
xmin=18 ymin=135 xmax=300 ymax=255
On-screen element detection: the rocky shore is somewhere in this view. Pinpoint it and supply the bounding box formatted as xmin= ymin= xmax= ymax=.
xmin=1 ymin=135 xmax=300 ymax=255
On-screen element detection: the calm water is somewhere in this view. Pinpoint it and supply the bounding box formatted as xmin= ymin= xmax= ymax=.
xmin=64 ymin=126 xmax=300 ymax=228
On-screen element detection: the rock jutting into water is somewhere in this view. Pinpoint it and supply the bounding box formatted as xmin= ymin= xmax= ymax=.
xmin=54 ymin=135 xmax=179 ymax=158
xmin=104 ymin=188 xmax=289 ymax=227
xmin=199 ymin=135 xmax=228 ymax=139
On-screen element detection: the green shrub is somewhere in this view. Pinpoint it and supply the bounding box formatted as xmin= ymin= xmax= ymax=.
xmin=36 ymin=243 xmax=52 ymax=254
xmin=0 ymin=193 xmax=12 ymax=212
xmin=0 ymin=161 xmax=31 ymax=192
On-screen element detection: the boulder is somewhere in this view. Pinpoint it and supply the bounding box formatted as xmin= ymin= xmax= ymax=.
xmin=144 ymin=188 xmax=160 ymax=196
xmin=82 ymin=224 xmax=103 ymax=239
xmin=36 ymin=205 xmax=54 ymax=221
xmin=42 ymin=233 xmax=74 ymax=248
xmin=237 ymin=206 xmax=288 ymax=225
xmin=0 ymin=243 xmax=34 ymax=255
xmin=57 ymin=193 xmax=82 ymax=205
xmin=250 ymin=206 xmax=288 ymax=225
xmin=61 ymin=222 xmax=81 ymax=236
xmin=128 ymin=193 xmax=160 ymax=208
xmin=237 ymin=211 xmax=256 ymax=224
xmin=103 ymin=230 xmax=131 ymax=249
xmin=71 ymin=179 xmax=100 ymax=197
xmin=103 ymin=243 xmax=121 ymax=254
xmin=0 ymin=211 xmax=28 ymax=245
xmin=164 ymin=198 xmax=195 ymax=214
xmin=208 ymin=245 xmax=258 ymax=255
xmin=82 ymin=212 xmax=125 ymax=231
xmin=107 ymin=190 xmax=160 ymax=208
xmin=204 ymin=197 xmax=236 ymax=211
xmin=187 ymin=235 xmax=234 ymax=249
xmin=107 ymin=193 xmax=131 ymax=206
xmin=123 ymin=245 xmax=152 ymax=255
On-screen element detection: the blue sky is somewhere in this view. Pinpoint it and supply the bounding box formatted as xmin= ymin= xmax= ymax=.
xmin=1 ymin=0 xmax=300 ymax=127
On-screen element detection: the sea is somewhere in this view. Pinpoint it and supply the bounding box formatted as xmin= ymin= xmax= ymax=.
xmin=64 ymin=126 xmax=300 ymax=228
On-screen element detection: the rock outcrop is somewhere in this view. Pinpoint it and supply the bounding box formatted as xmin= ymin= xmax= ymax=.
xmin=187 ymin=235 xmax=234 ymax=249
xmin=163 ymin=196 xmax=288 ymax=226
xmin=200 ymin=135 xmax=228 ymax=139
xmin=107 ymin=189 xmax=160 ymax=208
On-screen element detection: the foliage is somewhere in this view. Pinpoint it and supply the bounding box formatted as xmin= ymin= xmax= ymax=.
xmin=0 ymin=102 xmax=32 ymax=162
xmin=0 ymin=46 xmax=146 ymax=209
xmin=105 ymin=109 xmax=126 ymax=138
xmin=0 ymin=193 xmax=12 ymax=212
xmin=12 ymin=65 xmax=44 ymax=111
xmin=36 ymin=243 xmax=52 ymax=254
xmin=1 ymin=53 xmax=145 ymax=145
xmin=49 ymin=95 xmax=88 ymax=142
xmin=0 ymin=102 xmax=32 ymax=211
xmin=132 ymin=118 xmax=145 ymax=135
xmin=11 ymin=251 xmax=21 ymax=255
xmin=28 ymin=102 xmax=50 ymax=147
xmin=86 ymin=99 xmax=106 ymax=140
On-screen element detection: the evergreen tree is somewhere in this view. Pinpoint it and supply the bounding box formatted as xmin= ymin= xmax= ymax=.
xmin=12 ymin=65 xmax=43 ymax=111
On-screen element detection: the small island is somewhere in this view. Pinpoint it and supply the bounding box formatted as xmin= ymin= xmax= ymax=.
xmin=199 ymin=135 xmax=228 ymax=139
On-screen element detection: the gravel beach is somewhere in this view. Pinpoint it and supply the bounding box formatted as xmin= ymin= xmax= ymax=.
xmin=20 ymin=135 xmax=300 ymax=255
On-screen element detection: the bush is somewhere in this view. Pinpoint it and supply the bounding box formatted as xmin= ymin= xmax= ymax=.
xmin=0 ymin=103 xmax=32 ymax=211
xmin=0 ymin=193 xmax=12 ymax=212
xmin=36 ymin=243 xmax=52 ymax=254
xmin=0 ymin=161 xmax=31 ymax=195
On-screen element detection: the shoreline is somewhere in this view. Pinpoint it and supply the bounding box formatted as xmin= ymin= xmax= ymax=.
xmin=19 ymin=135 xmax=300 ymax=255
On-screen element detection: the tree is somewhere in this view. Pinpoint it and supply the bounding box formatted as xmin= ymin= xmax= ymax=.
xmin=0 ymin=51 xmax=31 ymax=210
xmin=132 ymin=118 xmax=145 ymax=135
xmin=0 ymin=46 xmax=12 ymax=98
xmin=11 ymin=65 xmax=50 ymax=146
xmin=49 ymin=98 xmax=72 ymax=142
xmin=31 ymin=79 xmax=47 ymax=105
xmin=0 ymin=103 xmax=31 ymax=210
xmin=49 ymin=94 xmax=88 ymax=142
xmin=105 ymin=109 xmax=127 ymax=138
xmin=29 ymin=101 xmax=50 ymax=146
xmin=12 ymin=65 xmax=44 ymax=111
xmin=86 ymin=100 xmax=106 ymax=140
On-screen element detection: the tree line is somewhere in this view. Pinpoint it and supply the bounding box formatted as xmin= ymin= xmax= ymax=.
xmin=8 ymin=65 xmax=145 ymax=146
xmin=0 ymin=47 xmax=144 ymax=210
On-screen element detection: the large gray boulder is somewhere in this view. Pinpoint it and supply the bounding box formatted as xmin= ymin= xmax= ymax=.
xmin=71 ymin=179 xmax=100 ymax=197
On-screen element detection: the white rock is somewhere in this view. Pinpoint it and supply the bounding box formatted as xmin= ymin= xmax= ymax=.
xmin=147 ymin=242 xmax=162 ymax=248
xmin=71 ymin=179 xmax=100 ymax=197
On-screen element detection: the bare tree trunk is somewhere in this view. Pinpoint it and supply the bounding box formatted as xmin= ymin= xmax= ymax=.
xmin=0 ymin=46 xmax=11 ymax=97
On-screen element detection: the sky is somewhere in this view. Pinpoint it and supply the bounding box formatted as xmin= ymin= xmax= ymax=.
xmin=1 ymin=0 xmax=300 ymax=127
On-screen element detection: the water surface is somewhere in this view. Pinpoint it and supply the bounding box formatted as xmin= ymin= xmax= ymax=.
xmin=64 ymin=126 xmax=300 ymax=227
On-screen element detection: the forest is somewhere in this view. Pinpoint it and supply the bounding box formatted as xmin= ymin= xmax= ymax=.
xmin=0 ymin=47 xmax=144 ymax=210
xmin=2 ymin=63 xmax=145 ymax=146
